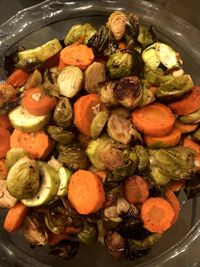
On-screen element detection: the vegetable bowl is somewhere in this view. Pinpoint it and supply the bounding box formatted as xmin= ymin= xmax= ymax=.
xmin=0 ymin=1 xmax=200 ymax=267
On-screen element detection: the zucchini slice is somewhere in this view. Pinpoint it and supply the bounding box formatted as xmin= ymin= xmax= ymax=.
xmin=9 ymin=105 xmax=50 ymax=132
xmin=21 ymin=162 xmax=60 ymax=207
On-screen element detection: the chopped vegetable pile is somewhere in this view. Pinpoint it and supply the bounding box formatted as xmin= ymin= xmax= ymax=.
xmin=1 ymin=10 xmax=200 ymax=262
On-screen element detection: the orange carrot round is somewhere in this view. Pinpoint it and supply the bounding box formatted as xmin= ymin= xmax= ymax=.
xmin=10 ymin=129 xmax=52 ymax=159
xmin=175 ymin=120 xmax=197 ymax=134
xmin=68 ymin=170 xmax=105 ymax=215
xmin=132 ymin=102 xmax=175 ymax=137
xmin=123 ymin=176 xmax=149 ymax=204
xmin=164 ymin=189 xmax=180 ymax=224
xmin=0 ymin=114 xmax=11 ymax=129
xmin=141 ymin=197 xmax=175 ymax=233
xmin=74 ymin=94 xmax=101 ymax=136
xmin=0 ymin=159 xmax=7 ymax=179
xmin=0 ymin=126 xmax=11 ymax=159
xmin=6 ymin=69 xmax=29 ymax=88
xmin=168 ymin=86 xmax=200 ymax=115
xmin=169 ymin=180 xmax=185 ymax=192
xmin=4 ymin=202 xmax=29 ymax=232
xmin=144 ymin=127 xmax=181 ymax=148
xmin=22 ymin=87 xmax=57 ymax=116
xmin=183 ymin=137 xmax=200 ymax=153
xmin=60 ymin=44 xmax=94 ymax=70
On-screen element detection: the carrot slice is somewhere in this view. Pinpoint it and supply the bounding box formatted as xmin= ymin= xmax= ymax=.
xmin=4 ymin=202 xmax=29 ymax=232
xmin=60 ymin=44 xmax=94 ymax=70
xmin=141 ymin=197 xmax=175 ymax=233
xmin=22 ymin=87 xmax=57 ymax=116
xmin=164 ymin=189 xmax=180 ymax=224
xmin=183 ymin=137 xmax=200 ymax=153
xmin=144 ymin=127 xmax=181 ymax=148
xmin=132 ymin=102 xmax=175 ymax=137
xmin=123 ymin=176 xmax=149 ymax=204
xmin=68 ymin=170 xmax=105 ymax=215
xmin=0 ymin=114 xmax=11 ymax=129
xmin=149 ymin=86 xmax=158 ymax=95
xmin=10 ymin=129 xmax=52 ymax=159
xmin=74 ymin=94 xmax=101 ymax=136
xmin=0 ymin=159 xmax=7 ymax=179
xmin=168 ymin=86 xmax=200 ymax=115
xmin=6 ymin=69 xmax=29 ymax=88
xmin=169 ymin=180 xmax=185 ymax=192
xmin=175 ymin=120 xmax=197 ymax=134
xmin=0 ymin=126 xmax=10 ymax=159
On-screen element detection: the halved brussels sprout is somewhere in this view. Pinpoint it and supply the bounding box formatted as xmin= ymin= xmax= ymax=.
xmin=107 ymin=11 xmax=127 ymax=41
xmin=104 ymin=205 xmax=122 ymax=223
xmin=57 ymin=66 xmax=84 ymax=98
xmin=137 ymin=26 xmax=155 ymax=48
xmin=88 ymin=26 xmax=109 ymax=53
xmin=90 ymin=110 xmax=110 ymax=139
xmin=139 ymin=88 xmax=155 ymax=107
xmin=53 ymin=97 xmax=73 ymax=128
xmin=84 ymin=62 xmax=106 ymax=93
xmin=58 ymin=146 xmax=89 ymax=170
xmin=104 ymin=231 xmax=125 ymax=260
xmin=77 ymin=222 xmax=98 ymax=245
xmin=64 ymin=23 xmax=96 ymax=45
xmin=42 ymin=67 xmax=60 ymax=97
xmin=98 ymin=81 xmax=118 ymax=107
xmin=179 ymin=107 xmax=200 ymax=124
xmin=6 ymin=156 xmax=40 ymax=199
xmin=0 ymin=180 xmax=17 ymax=208
xmin=113 ymin=76 xmax=143 ymax=109
xmin=47 ymin=125 xmax=75 ymax=145
xmin=48 ymin=156 xmax=63 ymax=171
xmin=135 ymin=145 xmax=149 ymax=172
xmin=5 ymin=147 xmax=29 ymax=171
xmin=192 ymin=129 xmax=200 ymax=143
xmin=143 ymin=68 xmax=173 ymax=87
xmin=25 ymin=69 xmax=42 ymax=90
xmin=111 ymin=107 xmax=131 ymax=118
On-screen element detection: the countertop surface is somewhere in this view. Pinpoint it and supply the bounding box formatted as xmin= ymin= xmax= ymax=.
xmin=0 ymin=1 xmax=200 ymax=267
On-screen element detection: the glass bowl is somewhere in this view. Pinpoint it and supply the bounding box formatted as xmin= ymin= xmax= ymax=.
xmin=0 ymin=1 xmax=200 ymax=266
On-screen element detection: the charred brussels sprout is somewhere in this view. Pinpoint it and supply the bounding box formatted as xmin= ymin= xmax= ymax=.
xmin=58 ymin=146 xmax=89 ymax=170
xmin=135 ymin=145 xmax=149 ymax=172
xmin=78 ymin=222 xmax=98 ymax=245
xmin=42 ymin=67 xmax=60 ymax=97
xmin=192 ymin=129 xmax=200 ymax=143
xmin=47 ymin=125 xmax=75 ymax=145
xmin=155 ymin=74 xmax=193 ymax=101
xmin=104 ymin=231 xmax=125 ymax=260
xmin=179 ymin=108 xmax=200 ymax=124
xmin=25 ymin=69 xmax=42 ymax=90
xmin=88 ymin=26 xmax=109 ymax=53
xmin=64 ymin=23 xmax=96 ymax=45
xmin=6 ymin=156 xmax=39 ymax=199
xmin=98 ymin=81 xmax=118 ymax=107
xmin=53 ymin=97 xmax=73 ymax=128
xmin=49 ymin=240 xmax=80 ymax=260
xmin=127 ymin=13 xmax=140 ymax=38
xmin=113 ymin=76 xmax=143 ymax=109
xmin=107 ymin=11 xmax=127 ymax=41
xmin=148 ymin=147 xmax=196 ymax=185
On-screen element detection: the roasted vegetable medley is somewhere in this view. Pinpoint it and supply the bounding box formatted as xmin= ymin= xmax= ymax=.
xmin=1 ymin=10 xmax=200 ymax=262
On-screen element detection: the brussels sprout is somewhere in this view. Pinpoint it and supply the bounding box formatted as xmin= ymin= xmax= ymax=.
xmin=58 ymin=146 xmax=89 ymax=170
xmin=135 ymin=145 xmax=149 ymax=172
xmin=47 ymin=125 xmax=75 ymax=145
xmin=107 ymin=113 xmax=133 ymax=144
xmin=192 ymin=129 xmax=200 ymax=143
xmin=16 ymin=39 xmax=62 ymax=71
xmin=0 ymin=180 xmax=17 ymax=208
xmin=155 ymin=74 xmax=193 ymax=101
xmin=137 ymin=26 xmax=155 ymax=48
xmin=5 ymin=147 xmax=29 ymax=171
xmin=148 ymin=146 xmax=196 ymax=184
xmin=179 ymin=108 xmax=200 ymax=124
xmin=111 ymin=107 xmax=131 ymax=118
xmin=143 ymin=68 xmax=173 ymax=87
xmin=104 ymin=231 xmax=125 ymax=260
xmin=88 ymin=25 xmax=109 ymax=53
xmin=90 ymin=110 xmax=110 ymax=139
xmin=0 ymin=84 xmax=20 ymax=115
xmin=57 ymin=66 xmax=84 ymax=98
xmin=107 ymin=11 xmax=127 ymax=41
xmin=127 ymin=13 xmax=140 ymax=38
xmin=139 ymin=88 xmax=155 ymax=107
xmin=78 ymin=222 xmax=98 ymax=245
xmin=98 ymin=81 xmax=118 ymax=106
xmin=107 ymin=50 xmax=133 ymax=78
xmin=49 ymin=240 xmax=80 ymax=260
xmin=42 ymin=67 xmax=60 ymax=97
xmin=84 ymin=62 xmax=106 ymax=93
xmin=113 ymin=76 xmax=143 ymax=109
xmin=53 ymin=97 xmax=73 ymax=128
xmin=25 ymin=69 xmax=42 ymax=90
xmin=116 ymin=197 xmax=130 ymax=215
xmin=100 ymin=146 xmax=125 ymax=171
xmin=104 ymin=205 xmax=122 ymax=223
xmin=64 ymin=23 xmax=96 ymax=45
xmin=6 ymin=156 xmax=40 ymax=199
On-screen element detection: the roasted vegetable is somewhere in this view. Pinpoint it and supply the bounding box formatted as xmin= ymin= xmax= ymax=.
xmin=78 ymin=222 xmax=98 ymax=245
xmin=47 ymin=125 xmax=75 ymax=145
xmin=126 ymin=13 xmax=140 ymax=38
xmin=192 ymin=129 xmax=200 ymax=143
xmin=16 ymin=39 xmax=62 ymax=71
xmin=148 ymin=147 xmax=196 ymax=185
xmin=104 ymin=231 xmax=125 ymax=260
xmin=58 ymin=146 xmax=89 ymax=170
xmin=104 ymin=205 xmax=122 ymax=223
xmin=139 ymin=88 xmax=155 ymax=107
xmin=0 ymin=180 xmax=17 ymax=208
xmin=88 ymin=25 xmax=109 ymax=53
xmin=24 ymin=69 xmax=42 ymax=90
xmin=137 ymin=26 xmax=155 ymax=48
xmin=107 ymin=11 xmax=127 ymax=41
xmin=98 ymin=81 xmax=118 ymax=106
xmin=113 ymin=76 xmax=143 ymax=109
xmin=49 ymin=240 xmax=79 ymax=260
xmin=0 ymin=84 xmax=19 ymax=115
xmin=84 ymin=62 xmax=106 ymax=93
xmin=179 ymin=107 xmax=200 ymax=124
xmin=143 ymin=68 xmax=173 ymax=88
xmin=57 ymin=167 xmax=72 ymax=197
xmin=64 ymin=23 xmax=96 ymax=45
xmin=90 ymin=110 xmax=110 ymax=139
xmin=155 ymin=74 xmax=193 ymax=101
xmin=5 ymin=147 xmax=28 ymax=171
xmin=57 ymin=66 xmax=84 ymax=98
xmin=42 ymin=67 xmax=60 ymax=97
xmin=53 ymin=97 xmax=73 ymax=128
xmin=135 ymin=145 xmax=149 ymax=172
xmin=6 ymin=156 xmax=40 ymax=199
